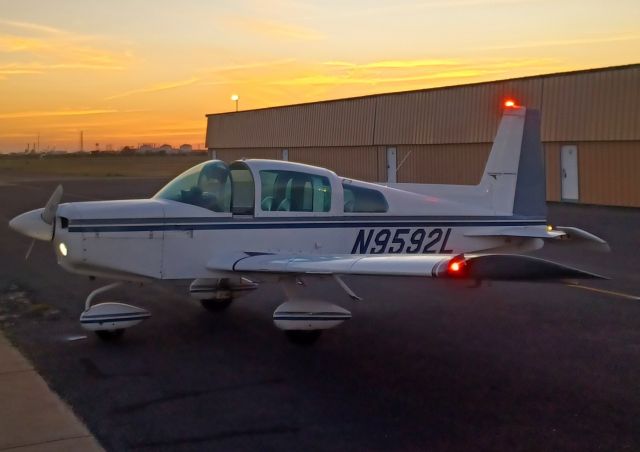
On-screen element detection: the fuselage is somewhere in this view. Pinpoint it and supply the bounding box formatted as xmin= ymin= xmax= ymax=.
xmin=51 ymin=159 xmax=548 ymax=282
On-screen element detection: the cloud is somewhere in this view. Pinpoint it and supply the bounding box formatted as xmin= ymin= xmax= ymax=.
xmin=271 ymin=69 xmax=491 ymax=86
xmin=336 ymin=0 xmax=538 ymax=18
xmin=104 ymin=77 xmax=200 ymax=100
xmin=268 ymin=57 xmax=559 ymax=88
xmin=203 ymin=58 xmax=297 ymax=74
xmin=324 ymin=59 xmax=459 ymax=69
xmin=0 ymin=19 xmax=64 ymax=35
xmin=223 ymin=18 xmax=323 ymax=40
xmin=479 ymin=33 xmax=640 ymax=50
xmin=0 ymin=109 xmax=119 ymax=120
xmin=0 ymin=21 xmax=133 ymax=76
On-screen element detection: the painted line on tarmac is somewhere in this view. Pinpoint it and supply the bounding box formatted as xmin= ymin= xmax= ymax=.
xmin=567 ymin=284 xmax=640 ymax=301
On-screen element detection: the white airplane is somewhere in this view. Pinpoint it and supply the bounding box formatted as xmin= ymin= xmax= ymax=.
xmin=9 ymin=102 xmax=609 ymax=343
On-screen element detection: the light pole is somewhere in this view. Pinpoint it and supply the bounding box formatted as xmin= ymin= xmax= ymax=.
xmin=231 ymin=94 xmax=239 ymax=112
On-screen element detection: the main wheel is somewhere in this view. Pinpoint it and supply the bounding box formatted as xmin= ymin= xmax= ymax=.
xmin=284 ymin=330 xmax=322 ymax=345
xmin=95 ymin=329 xmax=125 ymax=341
xmin=200 ymin=298 xmax=233 ymax=312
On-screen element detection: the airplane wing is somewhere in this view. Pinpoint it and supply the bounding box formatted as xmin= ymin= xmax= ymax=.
xmin=207 ymin=252 xmax=605 ymax=281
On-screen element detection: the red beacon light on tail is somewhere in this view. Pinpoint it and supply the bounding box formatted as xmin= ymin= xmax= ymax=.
xmin=503 ymin=99 xmax=518 ymax=108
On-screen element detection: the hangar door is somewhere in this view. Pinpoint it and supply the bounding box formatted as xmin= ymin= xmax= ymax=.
xmin=561 ymin=145 xmax=579 ymax=201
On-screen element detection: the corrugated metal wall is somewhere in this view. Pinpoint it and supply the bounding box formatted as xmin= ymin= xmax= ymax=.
xmin=543 ymin=141 xmax=640 ymax=206
xmin=207 ymin=97 xmax=376 ymax=148
xmin=206 ymin=64 xmax=640 ymax=207
xmin=544 ymin=143 xmax=562 ymax=202
xmin=288 ymin=146 xmax=380 ymax=181
xmin=541 ymin=66 xmax=640 ymax=141
xmin=396 ymin=144 xmax=491 ymax=184
xmin=374 ymin=78 xmax=543 ymax=144
xmin=214 ymin=148 xmax=280 ymax=162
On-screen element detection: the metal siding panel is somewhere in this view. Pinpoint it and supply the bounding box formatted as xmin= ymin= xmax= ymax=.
xmin=395 ymin=144 xmax=491 ymax=184
xmin=541 ymin=67 xmax=640 ymax=141
xmin=578 ymin=141 xmax=640 ymax=207
xmin=207 ymin=98 xmax=376 ymax=148
xmin=288 ymin=147 xmax=378 ymax=181
xmin=216 ymin=148 xmax=280 ymax=162
xmin=544 ymin=143 xmax=561 ymax=202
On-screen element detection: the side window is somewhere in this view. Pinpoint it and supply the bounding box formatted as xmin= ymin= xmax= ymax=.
xmin=343 ymin=184 xmax=388 ymax=213
xmin=260 ymin=170 xmax=331 ymax=212
xmin=230 ymin=163 xmax=255 ymax=215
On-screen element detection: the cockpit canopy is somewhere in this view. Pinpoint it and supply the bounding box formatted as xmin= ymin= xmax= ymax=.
xmin=154 ymin=161 xmax=232 ymax=212
xmin=154 ymin=159 xmax=388 ymax=215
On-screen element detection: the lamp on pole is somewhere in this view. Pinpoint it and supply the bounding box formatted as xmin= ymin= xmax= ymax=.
xmin=231 ymin=94 xmax=239 ymax=112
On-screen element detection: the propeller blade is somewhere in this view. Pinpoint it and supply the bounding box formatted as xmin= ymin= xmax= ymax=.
xmin=41 ymin=185 xmax=63 ymax=225
xmin=25 ymin=239 xmax=36 ymax=260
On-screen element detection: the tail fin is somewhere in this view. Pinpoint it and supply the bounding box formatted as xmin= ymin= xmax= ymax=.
xmin=479 ymin=107 xmax=546 ymax=218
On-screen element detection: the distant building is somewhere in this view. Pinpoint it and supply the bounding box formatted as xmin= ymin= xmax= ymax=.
xmin=179 ymin=144 xmax=193 ymax=154
xmin=137 ymin=144 xmax=155 ymax=154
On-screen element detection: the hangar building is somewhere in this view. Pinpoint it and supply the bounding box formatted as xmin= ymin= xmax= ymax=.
xmin=206 ymin=64 xmax=640 ymax=208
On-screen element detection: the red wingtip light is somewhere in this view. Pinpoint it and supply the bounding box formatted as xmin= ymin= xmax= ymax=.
xmin=446 ymin=256 xmax=467 ymax=277
xmin=504 ymin=99 xmax=517 ymax=108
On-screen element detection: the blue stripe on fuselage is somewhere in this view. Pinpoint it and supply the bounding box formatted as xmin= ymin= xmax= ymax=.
xmin=68 ymin=219 xmax=546 ymax=233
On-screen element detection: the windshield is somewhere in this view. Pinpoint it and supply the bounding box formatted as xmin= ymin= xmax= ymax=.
xmin=154 ymin=161 xmax=231 ymax=212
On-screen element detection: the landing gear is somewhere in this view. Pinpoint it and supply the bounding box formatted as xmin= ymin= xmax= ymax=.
xmin=79 ymin=282 xmax=151 ymax=341
xmin=284 ymin=329 xmax=322 ymax=345
xmin=190 ymin=277 xmax=257 ymax=313
xmin=272 ymin=277 xmax=355 ymax=345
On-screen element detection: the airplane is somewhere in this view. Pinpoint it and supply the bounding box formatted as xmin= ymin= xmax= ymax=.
xmin=8 ymin=101 xmax=609 ymax=344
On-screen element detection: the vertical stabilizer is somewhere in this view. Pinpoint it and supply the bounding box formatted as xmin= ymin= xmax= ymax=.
xmin=479 ymin=107 xmax=546 ymax=218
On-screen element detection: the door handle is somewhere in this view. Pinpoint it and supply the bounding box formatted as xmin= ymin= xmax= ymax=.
xmin=562 ymin=169 xmax=567 ymax=178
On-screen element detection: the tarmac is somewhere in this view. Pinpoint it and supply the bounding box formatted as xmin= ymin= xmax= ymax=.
xmin=0 ymin=175 xmax=639 ymax=451
xmin=0 ymin=332 xmax=103 ymax=451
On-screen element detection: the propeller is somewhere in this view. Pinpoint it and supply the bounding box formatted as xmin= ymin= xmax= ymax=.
xmin=42 ymin=184 xmax=63 ymax=225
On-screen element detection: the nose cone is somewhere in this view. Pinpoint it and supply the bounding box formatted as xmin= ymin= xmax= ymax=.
xmin=9 ymin=208 xmax=54 ymax=241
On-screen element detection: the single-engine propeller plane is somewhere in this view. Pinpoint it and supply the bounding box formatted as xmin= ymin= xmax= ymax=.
xmin=9 ymin=102 xmax=609 ymax=343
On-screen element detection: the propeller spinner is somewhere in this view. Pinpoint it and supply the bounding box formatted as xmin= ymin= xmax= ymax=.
xmin=9 ymin=185 xmax=63 ymax=242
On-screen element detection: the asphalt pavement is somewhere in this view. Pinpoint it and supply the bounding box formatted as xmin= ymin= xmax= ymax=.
xmin=0 ymin=175 xmax=639 ymax=452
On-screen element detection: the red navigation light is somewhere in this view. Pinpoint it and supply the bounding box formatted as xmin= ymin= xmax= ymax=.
xmin=446 ymin=255 xmax=467 ymax=278
xmin=504 ymin=99 xmax=517 ymax=108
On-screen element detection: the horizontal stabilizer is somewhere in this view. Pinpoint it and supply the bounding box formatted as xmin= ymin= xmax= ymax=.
xmin=554 ymin=226 xmax=610 ymax=252
xmin=464 ymin=226 xmax=563 ymax=239
xmin=465 ymin=225 xmax=609 ymax=252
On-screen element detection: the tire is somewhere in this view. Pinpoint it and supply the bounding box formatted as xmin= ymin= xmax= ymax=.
xmin=95 ymin=329 xmax=125 ymax=341
xmin=200 ymin=298 xmax=233 ymax=312
xmin=284 ymin=330 xmax=322 ymax=345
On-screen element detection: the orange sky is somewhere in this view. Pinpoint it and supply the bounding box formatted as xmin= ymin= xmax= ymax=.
xmin=0 ymin=0 xmax=638 ymax=152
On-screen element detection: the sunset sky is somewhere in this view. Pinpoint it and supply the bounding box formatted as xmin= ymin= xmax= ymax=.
xmin=0 ymin=0 xmax=638 ymax=152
